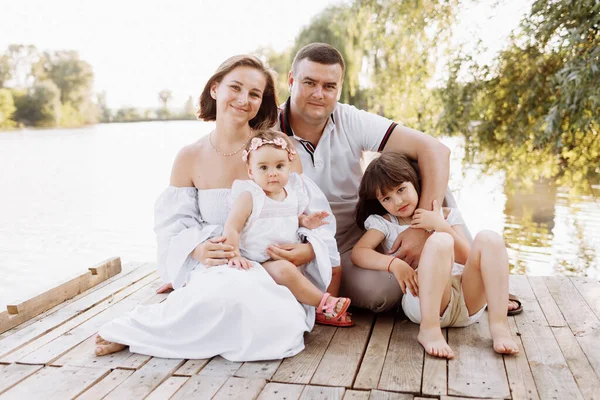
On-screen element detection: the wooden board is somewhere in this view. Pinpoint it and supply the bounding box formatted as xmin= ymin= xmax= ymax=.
xmin=272 ymin=324 xmax=336 ymax=384
xmin=447 ymin=313 xmax=510 ymax=399
xmin=527 ymin=276 xmax=566 ymax=327
xmin=174 ymin=359 xmax=211 ymax=376
xmin=236 ymin=360 xmax=282 ymax=379
xmin=510 ymin=275 xmax=584 ymax=400
xmin=0 ymin=262 xmax=154 ymax=359
xmin=421 ymin=330 xmax=447 ymax=397
xmin=213 ymin=377 xmax=266 ymax=400
xmin=354 ymin=313 xmax=394 ymax=390
xmin=170 ymin=375 xmax=228 ymax=400
xmin=378 ymin=320 xmax=422 ymax=393
xmin=257 ymin=382 xmax=305 ymax=400
xmin=342 ymin=389 xmax=370 ymax=400
xmin=299 ymin=385 xmax=345 ymax=400
xmin=310 ymin=310 xmax=374 ymax=387
xmin=503 ymin=317 xmax=540 ymax=400
xmin=0 ymin=257 xmax=122 ymax=334
xmin=146 ymin=376 xmax=189 ymax=400
xmin=369 ymin=390 xmax=413 ymax=399
xmin=570 ymin=277 xmax=600 ymax=320
xmin=198 ymin=356 xmax=242 ymax=377
xmin=103 ymin=357 xmax=184 ymax=399
xmin=0 ymin=364 xmax=43 ymax=395
xmin=0 ymin=365 xmax=109 ymax=400
xmin=76 ymin=369 xmax=134 ymax=400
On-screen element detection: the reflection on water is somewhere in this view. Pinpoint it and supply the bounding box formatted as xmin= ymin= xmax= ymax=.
xmin=0 ymin=123 xmax=598 ymax=309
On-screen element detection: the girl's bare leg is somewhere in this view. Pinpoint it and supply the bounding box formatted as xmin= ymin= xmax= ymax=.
xmin=416 ymin=232 xmax=455 ymax=359
xmin=461 ymin=230 xmax=519 ymax=354
xmin=263 ymin=260 xmax=350 ymax=321
xmin=95 ymin=335 xmax=127 ymax=356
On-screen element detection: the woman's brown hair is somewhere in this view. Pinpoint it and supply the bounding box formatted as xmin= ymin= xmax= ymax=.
xmin=355 ymin=152 xmax=421 ymax=230
xmin=197 ymin=55 xmax=278 ymax=130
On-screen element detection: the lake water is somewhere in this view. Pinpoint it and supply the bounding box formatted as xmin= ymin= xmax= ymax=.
xmin=1 ymin=121 xmax=598 ymax=309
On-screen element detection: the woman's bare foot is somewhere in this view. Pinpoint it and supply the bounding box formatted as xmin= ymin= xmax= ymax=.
xmin=418 ymin=327 xmax=455 ymax=359
xmin=489 ymin=322 xmax=520 ymax=354
xmin=94 ymin=335 xmax=127 ymax=356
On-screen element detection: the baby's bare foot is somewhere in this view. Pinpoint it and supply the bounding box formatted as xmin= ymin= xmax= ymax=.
xmin=490 ymin=321 xmax=520 ymax=355
xmin=418 ymin=327 xmax=455 ymax=359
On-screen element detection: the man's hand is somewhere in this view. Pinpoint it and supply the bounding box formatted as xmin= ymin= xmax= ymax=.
xmin=267 ymin=243 xmax=315 ymax=266
xmin=389 ymin=228 xmax=430 ymax=269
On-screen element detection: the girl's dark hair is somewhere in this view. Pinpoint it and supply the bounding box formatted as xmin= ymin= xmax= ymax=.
xmin=197 ymin=54 xmax=278 ymax=130
xmin=355 ymin=152 xmax=421 ymax=230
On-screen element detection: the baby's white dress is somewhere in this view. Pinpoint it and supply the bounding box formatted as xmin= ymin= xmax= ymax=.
xmin=98 ymin=175 xmax=337 ymax=361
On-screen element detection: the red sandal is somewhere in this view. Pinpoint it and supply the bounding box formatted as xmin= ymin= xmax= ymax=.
xmin=315 ymin=293 xmax=355 ymax=327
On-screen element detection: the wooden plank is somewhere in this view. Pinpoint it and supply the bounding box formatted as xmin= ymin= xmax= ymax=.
xmin=510 ymin=275 xmax=584 ymax=400
xmin=368 ymin=390 xmax=412 ymax=400
xmin=0 ymin=262 xmax=154 ymax=359
xmin=51 ymin=334 xmax=151 ymax=370
xmin=544 ymin=276 xmax=600 ymax=379
xmin=0 ymin=365 xmax=109 ymax=400
xmin=272 ymin=324 xmax=336 ymax=384
xmin=421 ymin=328 xmax=447 ymax=397
xmin=503 ymin=317 xmax=540 ymax=400
xmin=2 ymin=275 xmax=161 ymax=364
xmin=104 ymin=357 xmax=184 ymax=399
xmin=552 ymin=326 xmax=600 ymax=400
xmin=311 ymin=310 xmax=374 ymax=387
xmin=0 ymin=257 xmax=121 ymax=334
xmin=571 ymin=277 xmax=600 ymax=320
xmin=198 ymin=356 xmax=242 ymax=377
xmin=342 ymin=389 xmax=370 ymax=400
xmin=213 ymin=377 xmax=266 ymax=400
xmin=354 ymin=313 xmax=394 ymax=390
xmin=527 ymin=276 xmax=566 ymax=327
xmin=235 ymin=360 xmax=282 ymax=379
xmin=258 ymin=382 xmax=305 ymax=400
xmin=448 ymin=312 xmax=510 ymax=399
xmin=170 ymin=375 xmax=228 ymax=400
xmin=77 ymin=369 xmax=134 ymax=400
xmin=378 ymin=320 xmax=422 ymax=393
xmin=299 ymin=385 xmax=345 ymax=400
xmin=174 ymin=358 xmax=211 ymax=376
xmin=0 ymin=262 xmax=146 ymax=342
xmin=440 ymin=397 xmax=502 ymax=400
xmin=0 ymin=364 xmax=43 ymax=394
xmin=146 ymin=376 xmax=189 ymax=400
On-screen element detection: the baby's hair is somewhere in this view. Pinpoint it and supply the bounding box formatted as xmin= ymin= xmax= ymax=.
xmin=243 ymin=129 xmax=295 ymax=163
xmin=355 ymin=152 xmax=421 ymax=230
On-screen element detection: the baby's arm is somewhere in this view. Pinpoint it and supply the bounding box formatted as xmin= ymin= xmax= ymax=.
xmin=298 ymin=211 xmax=330 ymax=230
xmin=351 ymin=229 xmax=418 ymax=296
xmin=223 ymin=191 xmax=253 ymax=269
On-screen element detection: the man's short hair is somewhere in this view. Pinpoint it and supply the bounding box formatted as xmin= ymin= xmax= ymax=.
xmin=291 ymin=43 xmax=345 ymax=76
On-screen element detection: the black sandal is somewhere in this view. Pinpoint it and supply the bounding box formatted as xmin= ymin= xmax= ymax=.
xmin=507 ymin=294 xmax=523 ymax=316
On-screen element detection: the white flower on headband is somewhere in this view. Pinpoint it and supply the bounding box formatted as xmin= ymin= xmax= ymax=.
xmin=241 ymin=136 xmax=297 ymax=162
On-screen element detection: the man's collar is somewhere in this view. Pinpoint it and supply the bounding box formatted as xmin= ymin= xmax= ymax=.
xmin=279 ymin=97 xmax=336 ymax=138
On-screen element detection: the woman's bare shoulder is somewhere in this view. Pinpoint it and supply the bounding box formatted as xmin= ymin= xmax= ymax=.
xmin=170 ymin=139 xmax=207 ymax=187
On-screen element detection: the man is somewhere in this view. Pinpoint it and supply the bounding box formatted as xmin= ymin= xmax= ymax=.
xmin=267 ymin=43 xmax=522 ymax=316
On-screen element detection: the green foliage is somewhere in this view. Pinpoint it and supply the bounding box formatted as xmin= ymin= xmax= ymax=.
xmin=0 ymin=88 xmax=16 ymax=128
xmin=114 ymin=107 xmax=142 ymax=122
xmin=439 ymin=0 xmax=600 ymax=195
xmin=0 ymin=55 xmax=10 ymax=88
xmin=13 ymin=80 xmax=61 ymax=127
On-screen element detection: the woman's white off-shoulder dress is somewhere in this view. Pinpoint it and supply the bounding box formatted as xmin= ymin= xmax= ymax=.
xmin=98 ymin=177 xmax=338 ymax=361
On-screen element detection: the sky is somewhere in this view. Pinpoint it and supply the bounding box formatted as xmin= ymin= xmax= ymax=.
xmin=0 ymin=0 xmax=531 ymax=109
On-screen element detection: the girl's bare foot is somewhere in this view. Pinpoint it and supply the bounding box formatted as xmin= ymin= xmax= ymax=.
xmin=418 ymin=327 xmax=455 ymax=359
xmin=489 ymin=322 xmax=520 ymax=354
xmin=94 ymin=335 xmax=127 ymax=356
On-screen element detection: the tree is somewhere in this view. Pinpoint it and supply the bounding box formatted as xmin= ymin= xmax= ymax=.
xmin=13 ymin=80 xmax=61 ymax=127
xmin=0 ymin=88 xmax=16 ymax=128
xmin=0 ymin=55 xmax=10 ymax=88
xmin=183 ymin=96 xmax=196 ymax=119
xmin=158 ymin=89 xmax=172 ymax=119
xmin=438 ymin=0 xmax=600 ymax=193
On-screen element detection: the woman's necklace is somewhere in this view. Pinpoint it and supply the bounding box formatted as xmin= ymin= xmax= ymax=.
xmin=208 ymin=130 xmax=251 ymax=157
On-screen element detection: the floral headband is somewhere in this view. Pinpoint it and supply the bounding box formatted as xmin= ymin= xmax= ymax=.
xmin=242 ymin=137 xmax=297 ymax=162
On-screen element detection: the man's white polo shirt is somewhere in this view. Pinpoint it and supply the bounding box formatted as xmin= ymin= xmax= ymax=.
xmin=277 ymin=99 xmax=397 ymax=251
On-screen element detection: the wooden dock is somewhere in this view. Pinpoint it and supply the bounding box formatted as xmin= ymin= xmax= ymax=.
xmin=1 ymin=261 xmax=599 ymax=399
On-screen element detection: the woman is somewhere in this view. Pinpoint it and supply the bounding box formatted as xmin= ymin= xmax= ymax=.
xmin=94 ymin=55 xmax=337 ymax=361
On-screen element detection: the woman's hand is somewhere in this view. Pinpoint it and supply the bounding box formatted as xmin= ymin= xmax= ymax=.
xmin=228 ymin=255 xmax=251 ymax=270
xmin=411 ymin=199 xmax=446 ymax=232
xmin=267 ymin=243 xmax=315 ymax=266
xmin=191 ymin=236 xmax=235 ymax=267
xmin=390 ymin=258 xmax=419 ymax=297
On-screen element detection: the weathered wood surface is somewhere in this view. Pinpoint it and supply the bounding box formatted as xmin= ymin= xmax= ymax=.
xmin=1 ymin=265 xmax=598 ymax=399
